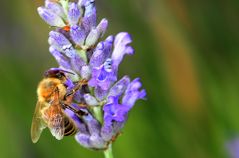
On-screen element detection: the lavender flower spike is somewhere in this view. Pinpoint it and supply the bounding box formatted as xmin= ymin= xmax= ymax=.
xmin=34 ymin=0 xmax=146 ymax=157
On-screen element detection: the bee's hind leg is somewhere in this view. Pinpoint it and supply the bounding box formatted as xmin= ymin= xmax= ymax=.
xmin=60 ymin=102 xmax=87 ymax=117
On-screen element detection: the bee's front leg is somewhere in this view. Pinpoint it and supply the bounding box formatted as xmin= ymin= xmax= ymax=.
xmin=64 ymin=79 xmax=88 ymax=99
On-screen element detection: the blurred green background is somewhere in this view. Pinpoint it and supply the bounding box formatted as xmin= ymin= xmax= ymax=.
xmin=1 ymin=0 xmax=239 ymax=157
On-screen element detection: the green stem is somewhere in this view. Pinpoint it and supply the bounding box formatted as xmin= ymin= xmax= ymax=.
xmin=60 ymin=0 xmax=69 ymax=15
xmin=93 ymin=106 xmax=103 ymax=124
xmin=77 ymin=49 xmax=88 ymax=63
xmin=104 ymin=144 xmax=114 ymax=158
xmin=92 ymin=101 xmax=113 ymax=158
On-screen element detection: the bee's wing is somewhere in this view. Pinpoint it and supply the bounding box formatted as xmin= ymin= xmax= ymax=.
xmin=48 ymin=114 xmax=65 ymax=140
xmin=47 ymin=100 xmax=65 ymax=140
xmin=31 ymin=101 xmax=47 ymax=143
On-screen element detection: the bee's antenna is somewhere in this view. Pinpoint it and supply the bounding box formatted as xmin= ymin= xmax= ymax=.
xmin=44 ymin=68 xmax=76 ymax=77
xmin=61 ymin=70 xmax=75 ymax=75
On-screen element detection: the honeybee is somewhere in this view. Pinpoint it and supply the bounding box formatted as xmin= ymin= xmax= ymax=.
xmin=31 ymin=68 xmax=87 ymax=143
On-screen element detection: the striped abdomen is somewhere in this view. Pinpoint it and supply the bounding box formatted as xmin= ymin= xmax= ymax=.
xmin=64 ymin=117 xmax=78 ymax=136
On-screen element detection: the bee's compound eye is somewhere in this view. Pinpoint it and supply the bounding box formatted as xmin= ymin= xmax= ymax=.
xmin=56 ymin=73 xmax=63 ymax=78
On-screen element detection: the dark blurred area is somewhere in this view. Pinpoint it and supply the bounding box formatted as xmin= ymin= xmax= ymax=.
xmin=1 ymin=0 xmax=239 ymax=158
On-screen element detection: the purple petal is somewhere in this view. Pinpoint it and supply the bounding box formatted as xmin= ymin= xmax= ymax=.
xmin=80 ymin=65 xmax=91 ymax=79
xmin=84 ymin=94 xmax=99 ymax=106
xmin=78 ymin=0 xmax=87 ymax=7
xmin=62 ymin=45 xmax=77 ymax=58
xmin=49 ymin=31 xmax=77 ymax=58
xmin=84 ymin=0 xmax=96 ymax=19
xmin=112 ymin=121 xmax=125 ymax=134
xmin=85 ymin=19 xmax=108 ymax=48
xmin=78 ymin=0 xmax=94 ymax=8
xmin=70 ymin=25 xmax=87 ymax=46
xmin=45 ymin=0 xmax=65 ymax=18
xmin=89 ymin=134 xmax=106 ymax=149
xmin=111 ymin=32 xmax=134 ymax=69
xmin=37 ymin=7 xmax=65 ymax=27
xmin=74 ymin=110 xmax=106 ymax=150
xmin=101 ymin=121 xmax=114 ymax=141
xmin=75 ymin=133 xmax=106 ymax=150
xmin=74 ymin=88 xmax=85 ymax=103
xmin=89 ymin=42 xmax=104 ymax=66
xmin=102 ymin=120 xmax=125 ymax=142
xmin=226 ymin=137 xmax=239 ymax=158
xmin=108 ymin=76 xmax=130 ymax=97
xmin=89 ymin=35 xmax=114 ymax=68
xmin=122 ymin=78 xmax=146 ymax=109
xmin=103 ymin=58 xmax=112 ymax=73
xmin=49 ymin=46 xmax=71 ymax=69
xmin=68 ymin=2 xmax=81 ymax=26
xmin=49 ymin=31 xmax=71 ymax=48
xmin=102 ymin=96 xmax=130 ymax=140
xmin=75 ymin=133 xmax=92 ymax=148
xmin=70 ymin=53 xmax=86 ymax=75
xmin=81 ymin=1 xmax=97 ymax=31
xmin=88 ymin=60 xmax=116 ymax=90
xmin=88 ymin=66 xmax=103 ymax=87
xmin=64 ymin=78 xmax=75 ymax=89
xmin=82 ymin=113 xmax=101 ymax=135
xmin=103 ymin=96 xmax=129 ymax=123
xmin=73 ymin=91 xmax=84 ymax=103
xmin=101 ymin=96 xmax=129 ymax=141
xmin=94 ymin=86 xmax=108 ymax=101
xmin=96 ymin=18 xmax=108 ymax=38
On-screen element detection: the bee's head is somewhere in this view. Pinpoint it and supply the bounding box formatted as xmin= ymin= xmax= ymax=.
xmin=44 ymin=68 xmax=65 ymax=80
xmin=44 ymin=68 xmax=74 ymax=80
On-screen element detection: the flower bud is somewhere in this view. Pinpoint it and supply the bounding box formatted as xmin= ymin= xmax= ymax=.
xmin=37 ymin=7 xmax=65 ymax=27
xmin=70 ymin=25 xmax=86 ymax=46
xmin=45 ymin=0 xmax=65 ymax=18
xmin=96 ymin=18 xmax=108 ymax=38
xmin=85 ymin=28 xmax=100 ymax=48
xmin=68 ymin=2 xmax=81 ymax=26
xmin=84 ymin=94 xmax=99 ymax=106
xmin=49 ymin=31 xmax=77 ymax=58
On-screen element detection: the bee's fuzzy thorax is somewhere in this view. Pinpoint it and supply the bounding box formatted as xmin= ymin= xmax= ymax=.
xmin=37 ymin=78 xmax=65 ymax=103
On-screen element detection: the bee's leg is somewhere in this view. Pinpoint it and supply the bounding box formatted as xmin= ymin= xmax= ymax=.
xmin=59 ymin=102 xmax=67 ymax=110
xmin=61 ymin=103 xmax=76 ymax=112
xmin=64 ymin=79 xmax=88 ymax=99
xmin=60 ymin=102 xmax=87 ymax=116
